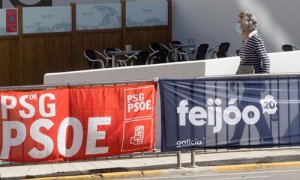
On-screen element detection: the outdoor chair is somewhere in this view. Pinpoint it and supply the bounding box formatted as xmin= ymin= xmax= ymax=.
xmin=84 ymin=49 xmax=111 ymax=69
xmin=194 ymin=43 xmax=209 ymax=60
xmin=170 ymin=40 xmax=190 ymax=61
xmin=149 ymin=42 xmax=170 ymax=64
xmin=282 ymin=44 xmax=298 ymax=51
xmin=209 ymin=42 xmax=231 ymax=58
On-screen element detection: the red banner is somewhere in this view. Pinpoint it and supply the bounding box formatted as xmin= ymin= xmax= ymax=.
xmin=0 ymin=83 xmax=156 ymax=162
xmin=6 ymin=9 xmax=18 ymax=32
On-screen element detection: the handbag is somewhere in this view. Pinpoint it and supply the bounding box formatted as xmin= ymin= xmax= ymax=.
xmin=236 ymin=64 xmax=255 ymax=74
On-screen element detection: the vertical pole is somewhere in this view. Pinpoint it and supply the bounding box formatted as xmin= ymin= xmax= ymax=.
xmin=121 ymin=0 xmax=126 ymax=49
xmin=167 ymin=0 xmax=172 ymax=43
xmin=191 ymin=150 xmax=196 ymax=167
xmin=17 ymin=6 xmax=23 ymax=85
xmin=177 ymin=151 xmax=182 ymax=168
xmin=71 ymin=3 xmax=76 ymax=70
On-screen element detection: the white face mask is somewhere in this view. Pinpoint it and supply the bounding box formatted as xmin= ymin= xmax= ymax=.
xmin=235 ymin=23 xmax=242 ymax=34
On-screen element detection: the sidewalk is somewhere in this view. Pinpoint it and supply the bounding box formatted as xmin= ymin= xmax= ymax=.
xmin=1 ymin=147 xmax=300 ymax=179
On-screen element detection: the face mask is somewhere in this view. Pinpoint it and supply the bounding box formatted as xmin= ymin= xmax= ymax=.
xmin=235 ymin=23 xmax=242 ymax=34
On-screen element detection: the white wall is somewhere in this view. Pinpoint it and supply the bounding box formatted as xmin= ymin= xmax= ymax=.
xmin=172 ymin=0 xmax=300 ymax=54
xmin=44 ymin=51 xmax=300 ymax=85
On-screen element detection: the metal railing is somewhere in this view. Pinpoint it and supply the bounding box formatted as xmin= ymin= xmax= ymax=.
xmin=1 ymin=74 xmax=300 ymax=168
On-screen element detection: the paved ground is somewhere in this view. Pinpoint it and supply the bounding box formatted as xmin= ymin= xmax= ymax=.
xmin=1 ymin=147 xmax=300 ymax=179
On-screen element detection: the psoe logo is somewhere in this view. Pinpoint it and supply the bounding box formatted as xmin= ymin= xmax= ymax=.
xmin=130 ymin=125 xmax=144 ymax=145
xmin=177 ymin=95 xmax=278 ymax=133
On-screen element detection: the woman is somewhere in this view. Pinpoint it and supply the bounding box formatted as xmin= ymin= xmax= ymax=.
xmin=236 ymin=10 xmax=270 ymax=73
xmin=231 ymin=10 xmax=273 ymax=146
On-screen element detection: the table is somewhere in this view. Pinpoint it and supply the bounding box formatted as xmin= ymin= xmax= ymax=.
xmin=106 ymin=50 xmax=141 ymax=67
xmin=172 ymin=44 xmax=198 ymax=62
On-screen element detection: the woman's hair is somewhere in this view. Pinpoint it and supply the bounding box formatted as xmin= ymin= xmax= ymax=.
xmin=239 ymin=10 xmax=258 ymax=31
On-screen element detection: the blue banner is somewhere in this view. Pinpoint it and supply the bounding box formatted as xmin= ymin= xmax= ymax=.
xmin=159 ymin=77 xmax=300 ymax=151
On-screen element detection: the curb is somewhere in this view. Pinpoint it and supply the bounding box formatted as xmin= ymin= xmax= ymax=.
xmin=31 ymin=174 xmax=102 ymax=180
xmin=212 ymin=161 xmax=300 ymax=173
xmin=25 ymin=161 xmax=300 ymax=179
xmin=100 ymin=171 xmax=143 ymax=179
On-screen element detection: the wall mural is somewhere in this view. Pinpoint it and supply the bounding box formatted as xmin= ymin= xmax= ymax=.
xmin=126 ymin=0 xmax=168 ymax=27
xmin=23 ymin=6 xmax=71 ymax=34
xmin=76 ymin=3 xmax=121 ymax=30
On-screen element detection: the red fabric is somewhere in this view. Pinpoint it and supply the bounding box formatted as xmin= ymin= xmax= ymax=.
xmin=0 ymin=83 xmax=156 ymax=162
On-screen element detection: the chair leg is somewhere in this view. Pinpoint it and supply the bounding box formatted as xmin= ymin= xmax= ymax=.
xmin=184 ymin=54 xmax=190 ymax=61
xmin=118 ymin=61 xmax=126 ymax=67
xmin=167 ymin=52 xmax=175 ymax=62
xmin=212 ymin=51 xmax=217 ymax=59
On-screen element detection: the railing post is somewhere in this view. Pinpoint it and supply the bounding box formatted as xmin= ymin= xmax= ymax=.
xmin=177 ymin=151 xmax=182 ymax=168
xmin=190 ymin=150 xmax=197 ymax=167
